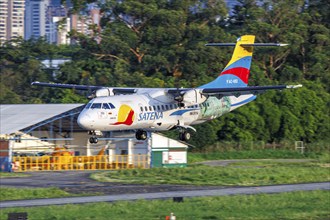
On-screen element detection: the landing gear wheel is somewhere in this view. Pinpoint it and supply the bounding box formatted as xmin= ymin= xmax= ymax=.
xmin=179 ymin=131 xmax=191 ymax=142
xmin=136 ymin=130 xmax=147 ymax=140
xmin=89 ymin=137 xmax=98 ymax=144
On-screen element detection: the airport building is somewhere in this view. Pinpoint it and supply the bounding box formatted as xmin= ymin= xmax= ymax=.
xmin=0 ymin=104 xmax=188 ymax=172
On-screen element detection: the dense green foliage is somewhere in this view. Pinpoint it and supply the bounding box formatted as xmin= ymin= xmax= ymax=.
xmin=1 ymin=191 xmax=329 ymax=220
xmin=1 ymin=0 xmax=329 ymax=147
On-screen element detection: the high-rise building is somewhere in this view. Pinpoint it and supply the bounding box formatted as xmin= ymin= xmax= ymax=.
xmin=70 ymin=7 xmax=101 ymax=44
xmin=25 ymin=0 xmax=71 ymax=44
xmin=0 ymin=0 xmax=7 ymax=42
xmin=0 ymin=0 xmax=25 ymax=42
xmin=53 ymin=16 xmax=71 ymax=45
xmin=46 ymin=4 xmax=68 ymax=43
xmin=24 ymin=0 xmax=49 ymax=40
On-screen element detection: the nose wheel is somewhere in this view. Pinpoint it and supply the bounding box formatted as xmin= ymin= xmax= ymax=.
xmin=89 ymin=136 xmax=98 ymax=144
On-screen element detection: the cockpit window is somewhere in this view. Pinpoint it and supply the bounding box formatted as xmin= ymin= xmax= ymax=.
xmin=109 ymin=103 xmax=115 ymax=109
xmin=85 ymin=103 xmax=92 ymax=109
xmin=88 ymin=102 xmax=115 ymax=110
xmin=102 ymin=103 xmax=110 ymax=109
xmin=91 ymin=103 xmax=102 ymax=109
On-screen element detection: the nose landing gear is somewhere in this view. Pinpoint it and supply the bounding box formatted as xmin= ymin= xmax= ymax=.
xmin=88 ymin=130 xmax=102 ymax=144
xmin=89 ymin=136 xmax=98 ymax=144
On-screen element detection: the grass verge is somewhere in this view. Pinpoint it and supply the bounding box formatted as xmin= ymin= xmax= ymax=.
xmin=0 ymin=190 xmax=329 ymax=220
xmin=187 ymin=149 xmax=329 ymax=163
xmin=0 ymin=172 xmax=29 ymax=178
xmin=91 ymin=161 xmax=330 ymax=186
xmin=0 ymin=187 xmax=92 ymax=201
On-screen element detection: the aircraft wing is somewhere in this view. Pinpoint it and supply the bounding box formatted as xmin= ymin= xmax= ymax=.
xmin=31 ymin=82 xmax=137 ymax=94
xmin=32 ymin=81 xmax=302 ymax=97
xmin=31 ymin=81 xmax=104 ymax=90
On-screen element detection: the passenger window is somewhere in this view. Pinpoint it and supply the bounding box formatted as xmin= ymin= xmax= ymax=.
xmin=157 ymin=106 xmax=161 ymax=111
xmin=145 ymin=106 xmax=148 ymax=111
xmin=161 ymin=105 xmax=165 ymax=110
xmin=102 ymin=103 xmax=110 ymax=109
xmin=149 ymin=106 xmax=152 ymax=111
xmin=91 ymin=103 xmax=101 ymax=109
xmin=153 ymin=106 xmax=156 ymax=111
xmin=109 ymin=103 xmax=115 ymax=109
xmin=140 ymin=107 xmax=143 ymax=112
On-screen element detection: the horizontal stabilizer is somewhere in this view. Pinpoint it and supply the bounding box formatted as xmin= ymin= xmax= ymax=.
xmin=201 ymin=84 xmax=302 ymax=97
xmin=205 ymin=43 xmax=288 ymax=47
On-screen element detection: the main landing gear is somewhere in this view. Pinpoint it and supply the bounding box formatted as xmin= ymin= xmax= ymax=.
xmin=179 ymin=130 xmax=191 ymax=142
xmin=135 ymin=130 xmax=148 ymax=140
xmin=135 ymin=129 xmax=191 ymax=142
xmin=88 ymin=128 xmax=191 ymax=143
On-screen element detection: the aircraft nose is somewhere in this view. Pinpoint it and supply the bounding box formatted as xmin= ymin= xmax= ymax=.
xmin=77 ymin=113 xmax=93 ymax=129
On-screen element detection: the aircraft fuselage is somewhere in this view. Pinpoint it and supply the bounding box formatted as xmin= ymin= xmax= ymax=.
xmin=77 ymin=90 xmax=254 ymax=133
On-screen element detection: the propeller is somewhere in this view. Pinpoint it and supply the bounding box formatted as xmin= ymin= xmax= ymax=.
xmin=173 ymin=72 xmax=185 ymax=108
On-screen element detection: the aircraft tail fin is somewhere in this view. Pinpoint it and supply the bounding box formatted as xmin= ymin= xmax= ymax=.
xmin=201 ymin=35 xmax=255 ymax=89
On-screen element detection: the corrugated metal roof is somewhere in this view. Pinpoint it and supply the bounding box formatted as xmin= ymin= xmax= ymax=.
xmin=0 ymin=104 xmax=84 ymax=135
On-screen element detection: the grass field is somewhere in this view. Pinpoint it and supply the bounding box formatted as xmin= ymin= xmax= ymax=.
xmin=91 ymin=160 xmax=330 ymax=186
xmin=0 ymin=190 xmax=329 ymax=220
xmin=0 ymin=150 xmax=329 ymax=219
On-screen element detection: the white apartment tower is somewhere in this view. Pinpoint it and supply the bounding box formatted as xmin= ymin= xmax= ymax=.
xmin=0 ymin=0 xmax=25 ymax=42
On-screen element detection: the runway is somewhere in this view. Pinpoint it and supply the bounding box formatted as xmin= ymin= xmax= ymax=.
xmin=1 ymin=182 xmax=329 ymax=208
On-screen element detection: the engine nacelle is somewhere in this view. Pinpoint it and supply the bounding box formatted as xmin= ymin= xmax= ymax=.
xmin=182 ymin=89 xmax=207 ymax=106
xmin=95 ymin=88 xmax=114 ymax=97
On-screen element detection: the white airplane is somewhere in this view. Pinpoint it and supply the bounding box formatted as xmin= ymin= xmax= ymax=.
xmin=32 ymin=35 xmax=302 ymax=143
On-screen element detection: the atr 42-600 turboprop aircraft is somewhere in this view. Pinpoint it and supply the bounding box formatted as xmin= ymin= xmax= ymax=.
xmin=32 ymin=35 xmax=302 ymax=143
